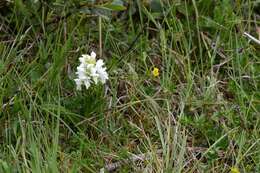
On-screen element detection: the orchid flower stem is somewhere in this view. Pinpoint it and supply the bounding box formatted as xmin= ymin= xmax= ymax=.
xmin=99 ymin=16 xmax=102 ymax=57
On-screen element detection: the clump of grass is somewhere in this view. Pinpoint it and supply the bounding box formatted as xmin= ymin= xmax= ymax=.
xmin=0 ymin=0 xmax=260 ymax=172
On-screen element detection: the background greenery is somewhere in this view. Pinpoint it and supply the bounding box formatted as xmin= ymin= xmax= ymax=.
xmin=0 ymin=0 xmax=260 ymax=172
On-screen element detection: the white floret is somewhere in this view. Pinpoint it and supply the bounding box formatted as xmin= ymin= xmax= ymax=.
xmin=74 ymin=51 xmax=109 ymax=90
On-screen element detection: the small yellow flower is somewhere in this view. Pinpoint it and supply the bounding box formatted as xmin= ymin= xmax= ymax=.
xmin=152 ymin=67 xmax=159 ymax=77
xmin=230 ymin=167 xmax=240 ymax=173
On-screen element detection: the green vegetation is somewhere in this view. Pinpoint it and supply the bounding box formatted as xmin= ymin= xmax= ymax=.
xmin=0 ymin=0 xmax=260 ymax=172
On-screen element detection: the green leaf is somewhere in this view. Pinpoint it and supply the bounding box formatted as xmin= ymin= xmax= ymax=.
xmin=0 ymin=59 xmax=4 ymax=73
xmin=100 ymin=0 xmax=126 ymax=11
xmin=150 ymin=0 xmax=163 ymax=13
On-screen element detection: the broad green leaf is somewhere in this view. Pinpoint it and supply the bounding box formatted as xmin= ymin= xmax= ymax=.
xmin=100 ymin=0 xmax=126 ymax=11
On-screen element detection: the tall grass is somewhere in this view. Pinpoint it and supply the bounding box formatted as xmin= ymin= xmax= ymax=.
xmin=0 ymin=0 xmax=260 ymax=172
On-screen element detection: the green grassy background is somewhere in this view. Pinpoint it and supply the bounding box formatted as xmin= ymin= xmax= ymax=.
xmin=0 ymin=0 xmax=260 ymax=172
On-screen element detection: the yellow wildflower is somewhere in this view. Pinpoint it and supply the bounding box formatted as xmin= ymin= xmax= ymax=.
xmin=230 ymin=167 xmax=240 ymax=173
xmin=152 ymin=67 xmax=159 ymax=77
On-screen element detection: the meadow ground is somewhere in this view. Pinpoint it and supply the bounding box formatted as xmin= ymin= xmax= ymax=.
xmin=0 ymin=0 xmax=260 ymax=172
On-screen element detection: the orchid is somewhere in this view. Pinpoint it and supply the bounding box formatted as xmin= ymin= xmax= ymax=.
xmin=74 ymin=51 xmax=108 ymax=90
